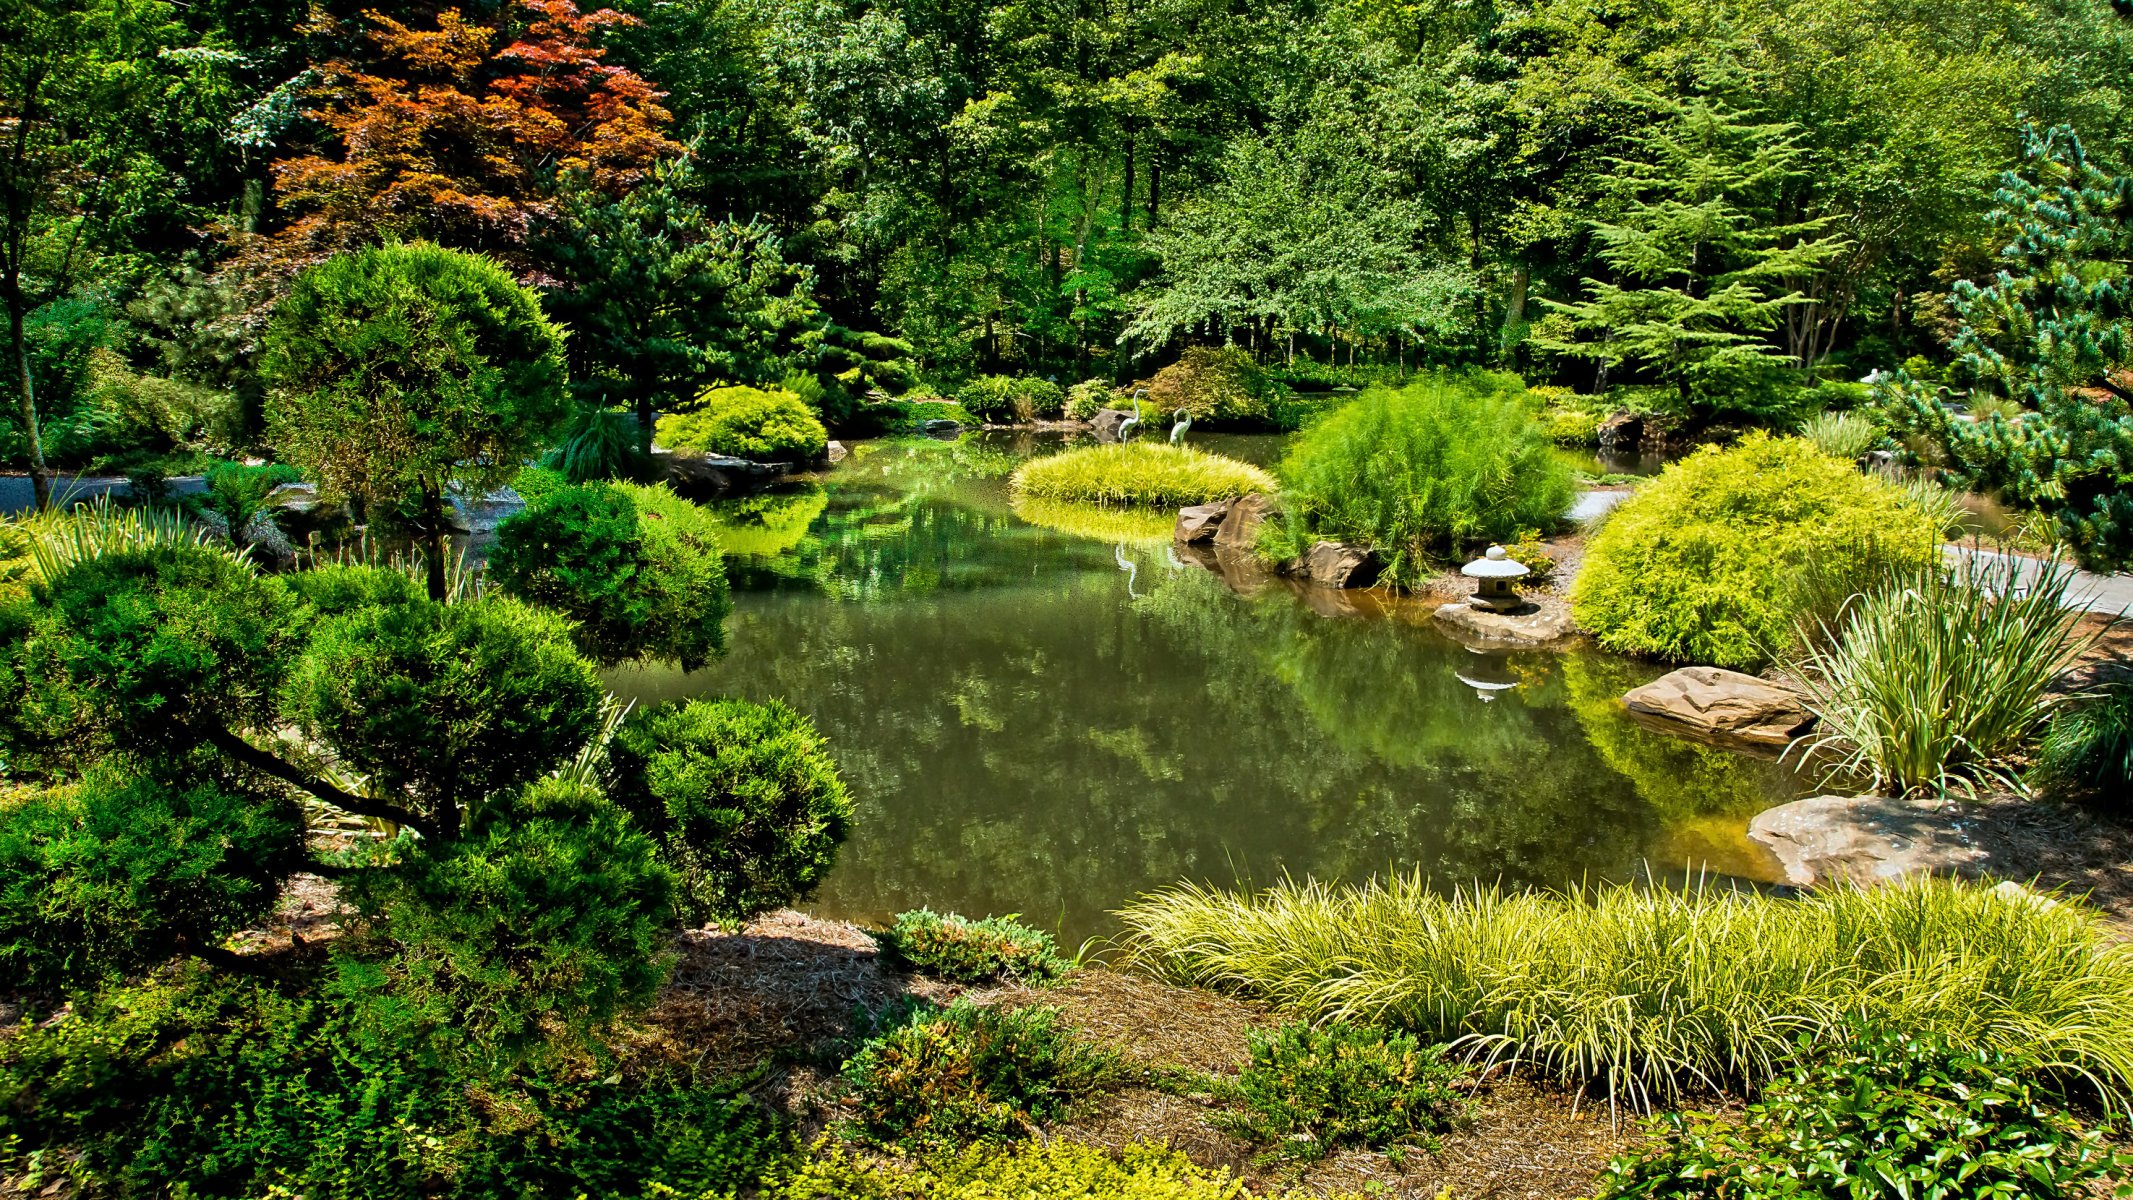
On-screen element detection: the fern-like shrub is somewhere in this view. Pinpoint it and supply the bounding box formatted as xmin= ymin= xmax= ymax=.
xmin=658 ymin=385 xmax=828 ymax=462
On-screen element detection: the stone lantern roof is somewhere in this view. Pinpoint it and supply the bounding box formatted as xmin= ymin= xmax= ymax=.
xmin=1461 ymin=545 xmax=1529 ymax=579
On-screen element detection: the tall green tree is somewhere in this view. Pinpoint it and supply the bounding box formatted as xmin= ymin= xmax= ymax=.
xmin=261 ymin=243 xmax=569 ymax=601
xmin=1537 ymin=98 xmax=1850 ymax=415
xmin=1887 ymin=126 xmax=2133 ymax=570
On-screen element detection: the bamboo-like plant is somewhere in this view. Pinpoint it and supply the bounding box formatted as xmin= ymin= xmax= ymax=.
xmin=19 ymin=496 xmax=224 ymax=585
xmin=1791 ymin=554 xmax=2101 ymax=797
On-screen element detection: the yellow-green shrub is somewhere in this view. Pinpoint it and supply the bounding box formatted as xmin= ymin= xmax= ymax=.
xmin=657 ymin=386 xmax=828 ymax=462
xmin=1010 ymin=443 xmax=1275 ymax=508
xmin=777 ymin=1139 xmax=1326 ymax=1199
xmin=1571 ymin=434 xmax=1940 ymax=670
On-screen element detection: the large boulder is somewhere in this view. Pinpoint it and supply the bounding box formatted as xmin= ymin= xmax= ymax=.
xmin=1174 ymin=500 xmax=1229 ymax=544
xmin=1596 ymin=410 xmax=1643 ymax=450
xmin=446 ymin=485 xmax=525 ymax=536
xmin=656 ymin=449 xmax=794 ymax=498
xmin=1090 ymin=407 xmax=1137 ymax=442
xmin=1432 ymin=601 xmax=1575 ymax=648
xmin=1303 ymin=541 xmax=1382 ymax=589
xmin=1622 ymin=666 xmax=1814 ymax=748
xmin=1212 ymin=492 xmax=1272 ymax=552
xmin=1747 ymin=794 xmax=1990 ymax=888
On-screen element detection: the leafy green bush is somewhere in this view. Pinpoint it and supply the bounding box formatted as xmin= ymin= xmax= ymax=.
xmin=603 ymin=696 xmax=853 ymax=926
xmin=657 ymin=385 xmax=828 ymax=462
xmin=1146 ymin=346 xmax=1282 ymax=423
xmin=0 ymin=968 xmax=790 ymax=1200
xmin=545 ymin=404 xmax=645 ymax=483
xmin=2031 ymin=682 xmax=2133 ymax=801
xmin=488 ymin=479 xmax=732 ymax=669
xmin=1273 ymin=374 xmax=1574 ymax=583
xmin=1120 ymin=874 xmax=2133 ymax=1112
xmin=841 ymin=1000 xmax=1120 ymax=1152
xmin=1222 ymin=1022 xmax=1470 ymax=1161
xmin=1595 ymin=1023 xmax=2130 ymax=1199
xmin=192 ymin=461 xmax=304 ymax=549
xmin=1797 ymin=409 xmax=1884 ymax=458
xmin=1571 ymin=434 xmax=1941 ymax=670
xmin=1794 ymin=556 xmax=2098 ymax=797
xmin=1065 ymin=379 xmax=1112 ymax=420
xmin=777 ymin=1139 xmax=1295 ymax=1199
xmin=1009 ymin=443 xmax=1275 ymax=508
xmin=955 ymin=375 xmax=1067 ymax=422
xmin=1543 ymin=406 xmax=1603 ymax=445
xmin=878 ymin=909 xmax=1070 ymax=985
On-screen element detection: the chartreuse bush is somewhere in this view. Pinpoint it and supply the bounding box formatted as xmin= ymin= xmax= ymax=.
xmin=842 ymin=999 xmax=1120 ymax=1152
xmin=1010 ymin=443 xmax=1275 ymax=508
xmin=604 ymin=696 xmax=853 ymax=927
xmin=1223 ymin=1022 xmax=1470 ymax=1161
xmin=1271 ymin=374 xmax=1575 ymax=584
xmin=778 ymin=1139 xmax=1325 ymax=1199
xmin=488 ymin=478 xmax=732 ymax=668
xmin=1121 ymin=874 xmax=2133 ymax=1113
xmin=878 ymin=909 xmax=1071 ymax=984
xmin=1595 ymin=1023 xmax=2130 ymax=1199
xmin=1572 ymin=434 xmax=1942 ymax=670
xmin=657 ymin=384 xmax=828 ymax=461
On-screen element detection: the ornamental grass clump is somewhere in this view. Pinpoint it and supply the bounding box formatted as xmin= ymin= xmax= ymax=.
xmin=1272 ymin=374 xmax=1574 ymax=585
xmin=1797 ymin=409 xmax=1884 ymax=458
xmin=1009 ymin=443 xmax=1275 ymax=508
xmin=2030 ymin=682 xmax=2133 ymax=802
xmin=1571 ymin=433 xmax=1942 ymax=670
xmin=1793 ymin=555 xmax=2100 ymax=797
xmin=1119 ymin=873 xmax=2133 ymax=1114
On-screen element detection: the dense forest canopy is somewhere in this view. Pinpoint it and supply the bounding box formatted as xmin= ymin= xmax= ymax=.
xmin=5 ymin=0 xmax=2131 ymax=462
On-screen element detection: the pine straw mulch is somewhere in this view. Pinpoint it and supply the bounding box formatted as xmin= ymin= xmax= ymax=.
xmin=626 ymin=910 xmax=1639 ymax=1199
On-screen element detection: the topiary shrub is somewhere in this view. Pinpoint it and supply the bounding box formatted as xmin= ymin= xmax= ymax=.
xmin=1009 ymin=443 xmax=1275 ymax=508
xmin=954 ymin=375 xmax=1020 ymax=422
xmin=603 ymin=696 xmax=853 ymax=927
xmin=1145 ymin=346 xmax=1280 ymax=423
xmin=840 ymin=999 xmax=1119 ymax=1152
xmin=657 ymin=385 xmax=828 ymax=462
xmin=1593 ymin=1022 xmax=2130 ymax=1199
xmin=1571 ymin=434 xmax=1941 ymax=670
xmin=488 ymin=480 xmax=732 ymax=669
xmin=1273 ymin=374 xmax=1574 ymax=584
xmin=1221 ymin=1021 xmax=1471 ymax=1162
xmin=877 ymin=909 xmax=1070 ymax=985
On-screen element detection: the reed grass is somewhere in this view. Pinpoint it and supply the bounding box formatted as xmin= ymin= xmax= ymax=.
xmin=1009 ymin=443 xmax=1275 ymax=508
xmin=1118 ymin=873 xmax=2133 ymax=1115
xmin=1798 ymin=410 xmax=1884 ymax=458
xmin=1792 ymin=554 xmax=2099 ymax=797
xmin=13 ymin=496 xmax=223 ymax=586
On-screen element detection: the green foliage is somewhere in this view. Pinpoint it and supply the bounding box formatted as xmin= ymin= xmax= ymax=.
xmin=1543 ymin=406 xmax=1604 ymax=446
xmin=657 ymin=385 xmax=829 ymax=462
xmin=1009 ymin=444 xmax=1276 ymax=508
xmin=284 ymin=594 xmax=603 ymax=832
xmin=1796 ymin=410 xmax=1884 ymax=458
xmin=1120 ymin=874 xmax=2133 ymax=1113
xmin=545 ymin=404 xmax=646 ymax=484
xmin=1793 ymin=556 xmax=2099 ymax=797
xmin=79 ymin=346 xmax=242 ymax=462
xmin=2031 ymin=682 xmax=2133 ymax=802
xmin=1145 ymin=347 xmax=1283 ymax=424
xmin=0 ymin=967 xmax=789 ymax=1200
xmin=955 ymin=375 xmax=1067 ymax=422
xmin=841 ymin=1000 xmax=1120 ymax=1152
xmin=488 ymin=480 xmax=732 ymax=669
xmin=1223 ymin=1022 xmax=1470 ymax=1161
xmin=1884 ymin=126 xmax=2133 ymax=571
xmin=1571 ymin=434 xmax=1941 ymax=670
xmin=0 ymin=758 xmax=303 ymax=993
xmin=1273 ymin=375 xmax=1574 ymax=583
xmin=878 ymin=909 xmax=1070 ymax=985
xmin=604 ymin=697 xmax=853 ymax=927
xmin=776 ymin=1139 xmax=1297 ymax=1199
xmin=1595 ymin=1023 xmax=2131 ymax=1199
xmin=1065 ymin=379 xmax=1112 ymax=421
xmin=192 ymin=460 xmax=303 ymax=548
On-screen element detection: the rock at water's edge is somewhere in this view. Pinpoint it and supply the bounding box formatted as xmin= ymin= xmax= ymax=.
xmin=1431 ymin=601 xmax=1575 ymax=647
xmin=1597 ymin=410 xmax=1644 ymax=450
xmin=657 ymin=449 xmax=794 ymax=497
xmin=1622 ymin=666 xmax=1813 ymax=748
xmin=1747 ymin=794 xmax=1989 ymax=888
xmin=1212 ymin=492 xmax=1272 ymax=552
xmin=1174 ymin=500 xmax=1229 ymax=544
xmin=1304 ymin=541 xmax=1382 ymax=589
xmin=1090 ymin=408 xmax=1136 ymax=441
xmin=826 ymin=440 xmax=849 ymax=464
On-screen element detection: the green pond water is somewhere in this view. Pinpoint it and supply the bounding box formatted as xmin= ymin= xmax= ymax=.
xmin=605 ymin=433 xmax=1815 ymax=943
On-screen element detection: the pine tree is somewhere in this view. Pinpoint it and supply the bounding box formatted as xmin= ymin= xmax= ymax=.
xmin=1538 ymin=98 xmax=1848 ymax=416
xmin=1885 ymin=125 xmax=2133 ymax=570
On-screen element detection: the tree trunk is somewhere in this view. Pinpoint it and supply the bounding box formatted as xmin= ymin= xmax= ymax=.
xmin=637 ymin=392 xmax=655 ymax=461
xmin=421 ymin=478 xmax=449 ymax=603
xmin=1122 ymin=134 xmax=1136 ymax=234
xmin=1148 ymin=152 xmax=1161 ymax=228
xmin=7 ymin=293 xmax=51 ymax=511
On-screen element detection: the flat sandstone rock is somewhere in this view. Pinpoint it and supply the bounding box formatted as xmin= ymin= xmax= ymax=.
xmin=1622 ymin=666 xmax=1813 ymax=748
xmin=1431 ymin=601 xmax=1575 ymax=647
xmin=1748 ymin=794 xmax=1990 ymax=888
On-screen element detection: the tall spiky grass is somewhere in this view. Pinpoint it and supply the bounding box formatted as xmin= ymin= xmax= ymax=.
xmin=1798 ymin=410 xmax=1884 ymax=458
xmin=1792 ymin=554 xmax=2100 ymax=797
xmin=1119 ymin=874 xmax=2133 ymax=1115
xmin=13 ymin=496 xmax=226 ymax=585
xmin=1009 ymin=443 xmax=1276 ymax=508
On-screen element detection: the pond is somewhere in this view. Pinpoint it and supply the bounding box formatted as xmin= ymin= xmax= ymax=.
xmin=606 ymin=433 xmax=1816 ymax=944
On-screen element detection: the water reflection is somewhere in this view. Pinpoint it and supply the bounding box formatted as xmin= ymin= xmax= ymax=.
xmin=608 ymin=435 xmax=1807 ymax=942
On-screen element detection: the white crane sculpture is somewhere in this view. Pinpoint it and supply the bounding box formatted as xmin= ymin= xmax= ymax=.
xmin=1168 ymin=408 xmax=1192 ymax=445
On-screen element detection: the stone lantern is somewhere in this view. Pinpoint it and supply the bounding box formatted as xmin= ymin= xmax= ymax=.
xmin=1461 ymin=544 xmax=1529 ymax=612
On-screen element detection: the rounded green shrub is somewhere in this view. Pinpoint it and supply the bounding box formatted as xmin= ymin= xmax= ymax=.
xmin=488 ymin=480 xmax=732 ymax=669
xmin=1223 ymin=1021 xmax=1471 ymax=1160
xmin=1009 ymin=443 xmax=1275 ymax=508
xmin=878 ymin=909 xmax=1070 ymax=985
xmin=603 ymin=697 xmax=853 ymax=926
xmin=1064 ymin=379 xmax=1112 ymax=421
xmin=1146 ymin=346 xmax=1280 ymax=423
xmin=955 ymin=375 xmax=1067 ymax=422
xmin=1571 ymin=433 xmax=1941 ymax=670
xmin=1274 ymin=375 xmax=1575 ymax=583
xmin=656 ymin=385 xmax=828 ymax=462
